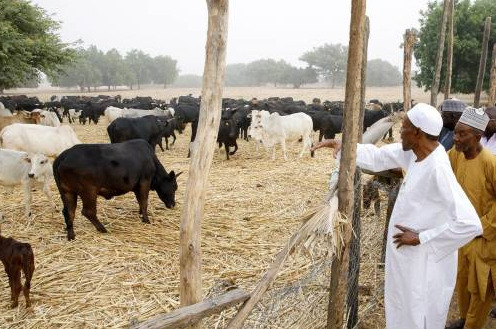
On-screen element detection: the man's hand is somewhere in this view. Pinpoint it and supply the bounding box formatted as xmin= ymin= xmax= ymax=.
xmin=310 ymin=139 xmax=342 ymax=158
xmin=393 ymin=224 xmax=420 ymax=248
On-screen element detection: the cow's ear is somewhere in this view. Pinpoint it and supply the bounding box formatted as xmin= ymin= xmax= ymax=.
xmin=23 ymin=155 xmax=32 ymax=164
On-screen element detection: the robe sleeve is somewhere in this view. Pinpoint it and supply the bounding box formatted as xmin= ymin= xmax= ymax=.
xmin=418 ymin=168 xmax=483 ymax=262
xmin=480 ymin=159 xmax=496 ymax=241
xmin=356 ymin=143 xmax=412 ymax=172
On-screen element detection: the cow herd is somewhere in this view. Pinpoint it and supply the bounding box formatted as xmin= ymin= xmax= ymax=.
xmin=0 ymin=93 xmax=402 ymax=308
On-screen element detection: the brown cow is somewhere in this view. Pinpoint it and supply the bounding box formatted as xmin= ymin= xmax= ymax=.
xmin=0 ymin=111 xmax=41 ymax=131
xmin=0 ymin=218 xmax=35 ymax=308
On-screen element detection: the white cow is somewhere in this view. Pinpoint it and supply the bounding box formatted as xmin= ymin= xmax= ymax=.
xmin=122 ymin=107 xmax=174 ymax=119
xmin=0 ymin=102 xmax=12 ymax=117
xmin=39 ymin=110 xmax=61 ymax=127
xmin=253 ymin=110 xmax=314 ymax=160
xmin=104 ymin=106 xmax=123 ymax=123
xmin=68 ymin=109 xmax=82 ymax=123
xmin=0 ymin=124 xmax=81 ymax=157
xmin=0 ymin=149 xmax=55 ymax=218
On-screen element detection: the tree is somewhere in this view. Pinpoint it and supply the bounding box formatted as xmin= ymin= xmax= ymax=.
xmin=414 ymin=0 xmax=496 ymax=94
xmin=366 ymin=59 xmax=402 ymax=86
xmin=150 ymin=55 xmax=179 ymax=88
xmin=299 ymin=43 xmax=348 ymax=88
xmin=124 ymin=49 xmax=153 ymax=90
xmin=0 ymin=0 xmax=76 ymax=93
xmin=279 ymin=66 xmax=318 ymax=88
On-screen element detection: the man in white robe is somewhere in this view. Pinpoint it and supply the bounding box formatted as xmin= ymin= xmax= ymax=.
xmin=481 ymin=106 xmax=496 ymax=154
xmin=312 ymin=103 xmax=482 ymax=329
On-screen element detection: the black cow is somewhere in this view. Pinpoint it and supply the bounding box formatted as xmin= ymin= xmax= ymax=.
xmin=53 ymin=140 xmax=180 ymax=240
xmin=107 ymin=116 xmax=167 ymax=152
xmin=157 ymin=118 xmax=184 ymax=150
xmin=217 ymin=118 xmax=238 ymax=160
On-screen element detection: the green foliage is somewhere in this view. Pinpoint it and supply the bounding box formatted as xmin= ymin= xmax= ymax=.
xmin=414 ymin=0 xmax=496 ymax=93
xmin=299 ymin=43 xmax=348 ymax=88
xmin=0 ymin=0 xmax=76 ymax=92
xmin=51 ymin=46 xmax=179 ymax=91
xmin=366 ymin=59 xmax=402 ymax=86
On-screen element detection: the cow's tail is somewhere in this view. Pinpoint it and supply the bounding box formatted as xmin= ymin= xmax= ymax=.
xmin=20 ymin=243 xmax=35 ymax=290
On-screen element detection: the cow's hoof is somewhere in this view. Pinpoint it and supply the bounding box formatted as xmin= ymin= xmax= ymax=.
xmin=142 ymin=218 xmax=151 ymax=224
xmin=67 ymin=231 xmax=76 ymax=241
xmin=97 ymin=227 xmax=108 ymax=233
xmin=10 ymin=302 xmax=18 ymax=309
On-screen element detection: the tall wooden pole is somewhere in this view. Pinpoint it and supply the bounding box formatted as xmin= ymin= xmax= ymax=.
xmin=430 ymin=0 xmax=450 ymax=108
xmin=489 ymin=44 xmax=496 ymax=107
xmin=444 ymin=0 xmax=455 ymax=100
xmin=403 ymin=29 xmax=417 ymax=112
xmin=346 ymin=15 xmax=369 ymax=329
xmin=327 ymin=0 xmax=366 ymax=328
xmin=179 ymin=2 xmax=229 ymax=328
xmin=474 ymin=17 xmax=492 ymax=108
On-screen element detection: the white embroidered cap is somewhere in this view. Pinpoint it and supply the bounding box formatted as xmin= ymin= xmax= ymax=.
xmin=406 ymin=103 xmax=443 ymax=136
xmin=458 ymin=107 xmax=489 ymax=132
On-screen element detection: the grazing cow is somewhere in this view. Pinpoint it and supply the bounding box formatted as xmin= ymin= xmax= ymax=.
xmin=0 ymin=149 xmax=55 ymax=218
xmin=122 ymin=107 xmax=174 ymax=119
xmin=0 ymin=221 xmax=35 ymax=309
xmin=68 ymin=109 xmax=82 ymax=123
xmin=107 ymin=116 xmax=168 ymax=152
xmin=104 ymin=106 xmax=124 ymax=123
xmin=53 ymin=140 xmax=181 ymax=240
xmin=251 ymin=110 xmax=314 ymax=160
xmin=0 ymin=124 xmax=81 ymax=157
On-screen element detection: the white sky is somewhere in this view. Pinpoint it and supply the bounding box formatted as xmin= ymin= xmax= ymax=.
xmin=30 ymin=0 xmax=433 ymax=75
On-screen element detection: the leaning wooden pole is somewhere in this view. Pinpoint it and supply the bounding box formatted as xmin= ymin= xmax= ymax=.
xmin=327 ymin=0 xmax=366 ymax=328
xmin=444 ymin=0 xmax=454 ymax=99
xmin=474 ymin=17 xmax=491 ymax=108
xmin=179 ymin=2 xmax=229 ymax=328
xmin=346 ymin=15 xmax=369 ymax=329
xmin=430 ymin=0 xmax=450 ymax=108
xmin=489 ymin=44 xmax=496 ymax=107
xmin=403 ymin=29 xmax=417 ymax=112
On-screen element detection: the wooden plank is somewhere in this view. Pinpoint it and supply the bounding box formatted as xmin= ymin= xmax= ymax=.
xmin=132 ymin=289 xmax=250 ymax=329
xmin=179 ymin=1 xmax=229 ymax=328
xmin=474 ymin=17 xmax=492 ymax=107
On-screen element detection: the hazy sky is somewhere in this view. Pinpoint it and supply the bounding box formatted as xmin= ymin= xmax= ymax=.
xmin=30 ymin=0 xmax=433 ymax=75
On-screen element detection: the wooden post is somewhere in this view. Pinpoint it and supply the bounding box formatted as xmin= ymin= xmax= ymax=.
xmin=474 ymin=17 xmax=492 ymax=108
xmin=430 ymin=0 xmax=450 ymax=108
xmin=327 ymin=0 xmax=366 ymax=328
xmin=443 ymin=0 xmax=454 ymax=99
xmin=179 ymin=2 xmax=229 ymax=328
xmin=346 ymin=15 xmax=369 ymax=329
xmin=403 ymin=29 xmax=417 ymax=112
xmin=489 ymin=44 xmax=496 ymax=107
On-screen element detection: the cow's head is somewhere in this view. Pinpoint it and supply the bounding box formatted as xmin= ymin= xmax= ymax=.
xmin=154 ymin=170 xmax=182 ymax=209
xmin=25 ymin=154 xmax=52 ymax=181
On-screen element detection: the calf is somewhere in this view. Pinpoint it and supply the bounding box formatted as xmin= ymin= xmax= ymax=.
xmin=158 ymin=118 xmax=183 ymax=150
xmin=0 ymin=124 xmax=81 ymax=157
xmin=53 ymin=140 xmax=181 ymax=240
xmin=0 ymin=150 xmax=55 ymax=218
xmin=217 ymin=118 xmax=238 ymax=160
xmin=0 ymin=219 xmax=35 ymax=308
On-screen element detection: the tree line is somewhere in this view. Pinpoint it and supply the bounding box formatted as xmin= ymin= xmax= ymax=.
xmin=4 ymin=0 xmax=493 ymax=94
xmin=51 ymin=46 xmax=179 ymax=92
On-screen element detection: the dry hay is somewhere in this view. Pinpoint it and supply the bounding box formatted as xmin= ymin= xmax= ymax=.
xmin=0 ymin=117 xmax=367 ymax=328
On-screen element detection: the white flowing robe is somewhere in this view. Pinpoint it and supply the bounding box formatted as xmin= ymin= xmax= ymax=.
xmin=356 ymin=143 xmax=482 ymax=329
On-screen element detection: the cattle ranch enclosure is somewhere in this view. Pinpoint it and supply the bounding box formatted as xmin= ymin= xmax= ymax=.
xmin=0 ymin=86 xmax=441 ymax=328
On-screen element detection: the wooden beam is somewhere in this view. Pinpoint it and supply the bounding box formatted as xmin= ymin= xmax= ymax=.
xmin=403 ymin=29 xmax=417 ymax=112
xmin=179 ymin=1 xmax=229 ymax=328
xmin=489 ymin=44 xmax=496 ymax=107
xmin=132 ymin=289 xmax=250 ymax=329
xmin=430 ymin=0 xmax=450 ymax=108
xmin=443 ymin=0 xmax=454 ymax=100
xmin=327 ymin=0 xmax=366 ymax=328
xmin=474 ymin=17 xmax=492 ymax=107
